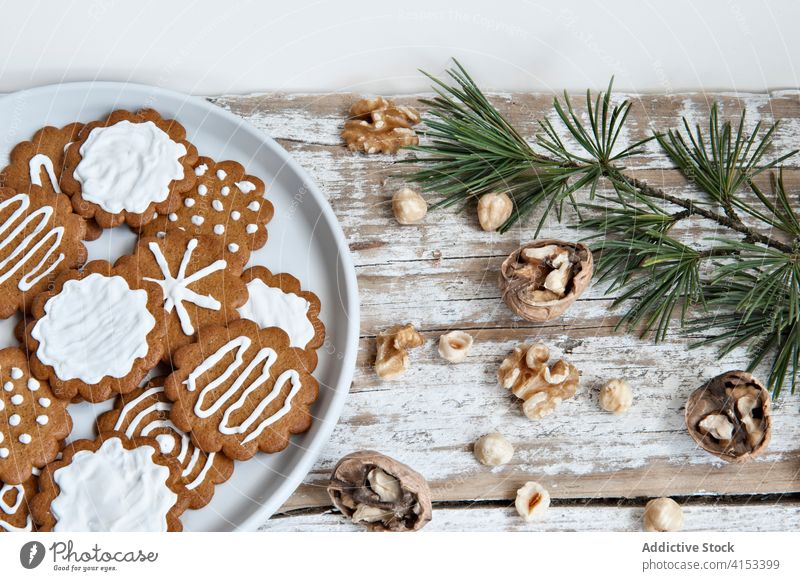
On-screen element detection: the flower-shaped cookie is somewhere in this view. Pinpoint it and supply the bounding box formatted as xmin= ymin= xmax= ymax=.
xmin=141 ymin=157 xmax=272 ymax=262
xmin=61 ymin=109 xmax=198 ymax=229
xmin=116 ymin=230 xmax=248 ymax=362
xmin=0 ymin=473 xmax=38 ymax=532
xmin=22 ymin=260 xmax=166 ymax=403
xmin=0 ymin=185 xmax=87 ymax=319
xmin=97 ymin=377 xmax=234 ymax=509
xmin=165 ymin=319 xmax=319 ymax=460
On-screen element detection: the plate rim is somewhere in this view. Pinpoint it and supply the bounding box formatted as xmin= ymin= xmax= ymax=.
xmin=0 ymin=80 xmax=360 ymax=531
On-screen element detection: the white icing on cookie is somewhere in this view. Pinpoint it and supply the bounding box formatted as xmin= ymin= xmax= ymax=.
xmin=0 ymin=193 xmax=66 ymax=291
xmin=36 ymin=415 xmax=48 ymax=425
xmin=9 ymin=415 xmax=20 ymax=426
xmin=10 ymin=394 xmax=23 ymax=405
xmin=51 ymin=437 xmax=176 ymax=532
xmin=0 ymin=482 xmax=32 ymax=532
xmin=220 ymin=186 xmax=230 ymax=196
xmin=74 ymin=121 xmax=187 ymax=214
xmin=246 ymin=224 xmax=258 ymax=234
xmin=228 ymin=243 xmax=239 ymax=253
xmin=168 ymin=213 xmax=178 ymax=222
xmin=235 ymin=181 xmax=256 ymax=193
xmin=216 ymin=169 xmax=227 ymax=180
xmin=142 ymin=238 xmax=227 ymax=336
xmin=247 ymin=201 xmax=260 ymax=212
xmin=230 ymin=211 xmax=240 ymax=221
xmin=18 ymin=434 xmax=31 ymax=444
xmin=27 ymin=378 xmax=39 ymax=391
xmin=31 ymin=273 xmax=156 ymax=384
xmin=3 ymin=382 xmax=11 ymax=392
xmin=0 ymin=399 xmax=4 ymax=411
xmin=0 ymin=449 xmax=8 ymax=460
xmin=197 ymin=184 xmax=208 ymax=196
xmin=10 ymin=368 xmax=22 ymax=380
xmin=38 ymin=397 xmax=51 ymax=408
xmin=29 ymin=154 xmax=61 ymax=193
xmin=238 ymin=279 xmax=315 ymax=348
xmin=191 ymin=215 xmax=204 ymax=226
xmin=212 ymin=200 xmax=223 ymax=211
xmin=184 ymin=198 xmax=195 ymax=208
xmin=195 ymin=164 xmax=208 ymax=176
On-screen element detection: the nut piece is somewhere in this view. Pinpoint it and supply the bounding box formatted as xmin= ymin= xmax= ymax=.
xmin=342 ymin=96 xmax=420 ymax=154
xmin=327 ymin=450 xmax=432 ymax=532
xmin=599 ymin=378 xmax=633 ymax=414
xmin=498 ymin=342 xmax=580 ymax=419
xmin=685 ymin=370 xmax=772 ymax=463
xmin=474 ymin=432 xmax=514 ymax=466
xmin=438 ymin=330 xmax=474 ymax=363
xmin=499 ymin=240 xmax=593 ymax=322
xmin=643 ymin=497 xmax=684 ymax=532
xmin=476 ymin=192 xmax=514 ymax=231
xmin=374 ymin=324 xmax=425 ymax=380
xmin=515 ymin=481 xmax=551 ymax=522
xmin=392 ymin=187 xmax=427 ymax=224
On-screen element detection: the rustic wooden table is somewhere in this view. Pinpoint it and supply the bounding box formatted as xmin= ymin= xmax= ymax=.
xmin=211 ymin=90 xmax=800 ymax=531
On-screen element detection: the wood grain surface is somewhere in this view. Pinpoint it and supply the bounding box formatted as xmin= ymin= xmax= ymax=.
xmin=211 ymin=90 xmax=800 ymax=531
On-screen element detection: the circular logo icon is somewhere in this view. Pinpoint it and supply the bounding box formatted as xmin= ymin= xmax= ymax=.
xmin=19 ymin=541 xmax=46 ymax=569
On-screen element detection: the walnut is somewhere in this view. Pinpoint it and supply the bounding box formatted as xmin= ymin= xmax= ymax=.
xmin=327 ymin=450 xmax=432 ymax=532
xmin=392 ymin=187 xmax=427 ymax=224
xmin=341 ymin=96 xmax=420 ymax=154
xmin=476 ymin=192 xmax=513 ymax=231
xmin=498 ymin=342 xmax=580 ymax=419
xmin=499 ymin=240 xmax=593 ymax=322
xmin=599 ymin=378 xmax=633 ymax=414
xmin=438 ymin=330 xmax=474 ymax=363
xmin=374 ymin=324 xmax=424 ymax=380
xmin=515 ymin=481 xmax=551 ymax=522
xmin=685 ymin=370 xmax=772 ymax=463
xmin=474 ymin=432 xmax=514 ymax=466
xmin=643 ymin=497 xmax=684 ymax=532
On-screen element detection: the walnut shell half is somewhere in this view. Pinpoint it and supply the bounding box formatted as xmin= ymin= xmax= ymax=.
xmin=327 ymin=450 xmax=432 ymax=532
xmin=498 ymin=239 xmax=593 ymax=322
xmin=685 ymin=371 xmax=772 ymax=463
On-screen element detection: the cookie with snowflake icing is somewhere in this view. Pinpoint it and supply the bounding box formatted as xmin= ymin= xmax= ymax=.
xmin=61 ymin=109 xmax=198 ymax=229
xmin=0 ymin=123 xmax=102 ymax=241
xmin=22 ymin=260 xmax=166 ymax=403
xmin=96 ymin=376 xmax=234 ymax=509
xmin=0 ymin=185 xmax=88 ymax=319
xmin=239 ymin=266 xmax=325 ymax=368
xmin=141 ymin=157 xmax=272 ymax=262
xmin=30 ymin=433 xmax=190 ymax=532
xmin=0 ymin=473 xmax=38 ymax=532
xmin=0 ymin=348 xmax=71 ymax=485
xmin=116 ymin=230 xmax=248 ymax=362
xmin=165 ymin=318 xmax=319 ymax=460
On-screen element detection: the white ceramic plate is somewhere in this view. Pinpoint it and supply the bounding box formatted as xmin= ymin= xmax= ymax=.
xmin=0 ymin=82 xmax=359 ymax=531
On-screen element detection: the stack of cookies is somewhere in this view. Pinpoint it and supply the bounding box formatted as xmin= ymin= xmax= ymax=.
xmin=0 ymin=109 xmax=325 ymax=532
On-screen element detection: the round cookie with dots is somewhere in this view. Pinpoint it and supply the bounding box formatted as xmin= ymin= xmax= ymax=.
xmin=21 ymin=260 xmax=167 ymax=403
xmin=61 ymin=109 xmax=199 ymax=229
xmin=116 ymin=229 xmax=249 ymax=363
xmin=30 ymin=433 xmax=190 ymax=532
xmin=0 ymin=348 xmax=71 ymax=485
xmin=96 ymin=376 xmax=234 ymax=509
xmin=1 ymin=472 xmax=38 ymax=532
xmin=141 ymin=157 xmax=272 ymax=262
xmin=0 ymin=123 xmax=102 ymax=241
xmin=239 ymin=266 xmax=325 ymax=369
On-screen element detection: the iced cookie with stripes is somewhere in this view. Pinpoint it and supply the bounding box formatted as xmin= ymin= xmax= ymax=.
xmin=0 ymin=472 xmax=38 ymax=532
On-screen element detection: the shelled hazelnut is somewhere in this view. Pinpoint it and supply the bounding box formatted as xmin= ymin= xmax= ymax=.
xmin=438 ymin=330 xmax=474 ymax=363
xmin=515 ymin=481 xmax=551 ymax=522
xmin=477 ymin=192 xmax=513 ymax=231
xmin=598 ymin=378 xmax=633 ymax=414
xmin=473 ymin=432 xmax=514 ymax=466
xmin=643 ymin=497 xmax=684 ymax=532
xmin=392 ymin=188 xmax=427 ymax=224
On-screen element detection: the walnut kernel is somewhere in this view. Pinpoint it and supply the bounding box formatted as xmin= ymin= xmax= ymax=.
xmin=392 ymin=188 xmax=427 ymax=224
xmin=598 ymin=378 xmax=633 ymax=414
xmin=342 ymin=96 xmax=420 ymax=154
xmin=476 ymin=192 xmax=513 ymax=231
xmin=498 ymin=342 xmax=580 ymax=419
xmin=515 ymin=481 xmax=551 ymax=522
xmin=643 ymin=497 xmax=684 ymax=532
xmin=374 ymin=324 xmax=424 ymax=380
xmin=474 ymin=432 xmax=514 ymax=466
xmin=438 ymin=330 xmax=474 ymax=363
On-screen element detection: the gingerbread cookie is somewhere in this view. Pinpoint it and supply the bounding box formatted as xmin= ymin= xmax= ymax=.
xmin=22 ymin=260 xmax=166 ymax=403
xmin=0 ymin=185 xmax=87 ymax=319
xmin=61 ymin=109 xmax=198 ymax=229
xmin=239 ymin=266 xmax=325 ymax=367
xmin=165 ymin=319 xmax=319 ymax=460
xmin=140 ymin=157 xmax=272 ymax=261
xmin=97 ymin=377 xmax=234 ymax=509
xmin=0 ymin=123 xmax=102 ymax=241
xmin=30 ymin=434 xmax=189 ymax=532
xmin=0 ymin=473 xmax=38 ymax=532
xmin=116 ymin=230 xmax=248 ymax=362
xmin=0 ymin=348 xmax=71 ymax=484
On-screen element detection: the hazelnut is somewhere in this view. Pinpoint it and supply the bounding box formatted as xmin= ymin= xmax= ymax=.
xmin=643 ymin=497 xmax=684 ymax=532
xmin=438 ymin=330 xmax=474 ymax=363
xmin=474 ymin=432 xmax=514 ymax=466
xmin=392 ymin=188 xmax=427 ymax=225
xmin=598 ymin=379 xmax=633 ymax=414
xmin=374 ymin=324 xmax=424 ymax=380
xmin=514 ymin=481 xmax=551 ymax=522
xmin=477 ymin=192 xmax=514 ymax=231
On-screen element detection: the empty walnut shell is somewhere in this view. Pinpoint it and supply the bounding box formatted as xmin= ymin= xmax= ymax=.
xmin=327 ymin=450 xmax=432 ymax=532
xmin=685 ymin=371 xmax=772 ymax=463
xmin=499 ymin=239 xmax=593 ymax=322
